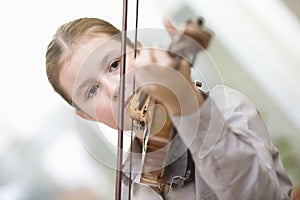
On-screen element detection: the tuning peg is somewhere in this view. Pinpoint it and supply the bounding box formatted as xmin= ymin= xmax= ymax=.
xmin=194 ymin=80 xmax=202 ymax=87
xmin=197 ymin=17 xmax=204 ymax=26
xmin=186 ymin=19 xmax=192 ymax=24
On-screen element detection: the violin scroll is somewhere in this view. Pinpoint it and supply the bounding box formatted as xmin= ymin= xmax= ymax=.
xmin=169 ymin=17 xmax=213 ymax=59
xmin=182 ymin=17 xmax=212 ymax=49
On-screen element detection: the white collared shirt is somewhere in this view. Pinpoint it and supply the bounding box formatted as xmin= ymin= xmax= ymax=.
xmin=122 ymin=85 xmax=292 ymax=200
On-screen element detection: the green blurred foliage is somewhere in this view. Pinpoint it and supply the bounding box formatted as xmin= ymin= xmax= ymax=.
xmin=274 ymin=136 xmax=300 ymax=185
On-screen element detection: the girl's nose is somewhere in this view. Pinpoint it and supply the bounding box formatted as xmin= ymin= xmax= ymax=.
xmin=99 ymin=75 xmax=119 ymax=99
xmin=110 ymin=71 xmax=135 ymax=100
xmin=112 ymin=82 xmax=120 ymax=99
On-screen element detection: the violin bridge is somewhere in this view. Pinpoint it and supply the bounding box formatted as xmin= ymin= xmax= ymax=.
xmin=129 ymin=91 xmax=152 ymax=130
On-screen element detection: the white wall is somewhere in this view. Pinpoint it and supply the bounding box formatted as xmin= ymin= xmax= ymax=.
xmin=0 ymin=0 xmax=299 ymax=198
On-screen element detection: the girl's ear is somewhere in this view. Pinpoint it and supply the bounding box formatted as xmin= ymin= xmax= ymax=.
xmin=75 ymin=109 xmax=96 ymax=122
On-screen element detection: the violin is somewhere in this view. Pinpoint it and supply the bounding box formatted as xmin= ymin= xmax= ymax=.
xmin=114 ymin=1 xmax=213 ymax=199
xmin=128 ymin=18 xmax=212 ymax=194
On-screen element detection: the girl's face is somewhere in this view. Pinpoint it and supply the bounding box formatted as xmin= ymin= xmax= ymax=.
xmin=59 ymin=33 xmax=135 ymax=129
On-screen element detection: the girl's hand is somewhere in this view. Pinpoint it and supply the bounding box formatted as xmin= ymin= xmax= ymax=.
xmin=132 ymin=17 xmax=205 ymax=116
xmin=133 ymin=48 xmax=203 ymax=116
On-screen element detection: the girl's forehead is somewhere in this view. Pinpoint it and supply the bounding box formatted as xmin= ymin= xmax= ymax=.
xmin=70 ymin=34 xmax=119 ymax=67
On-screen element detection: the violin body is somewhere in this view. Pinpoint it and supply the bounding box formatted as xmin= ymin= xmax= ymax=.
xmin=130 ymin=90 xmax=176 ymax=192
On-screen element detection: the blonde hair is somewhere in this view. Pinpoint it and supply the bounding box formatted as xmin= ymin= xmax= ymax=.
xmin=45 ymin=17 xmax=122 ymax=106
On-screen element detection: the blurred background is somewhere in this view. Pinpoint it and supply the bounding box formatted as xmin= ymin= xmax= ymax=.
xmin=0 ymin=0 xmax=299 ymax=199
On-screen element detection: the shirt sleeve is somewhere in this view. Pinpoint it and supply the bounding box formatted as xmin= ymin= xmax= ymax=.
xmin=170 ymin=85 xmax=292 ymax=200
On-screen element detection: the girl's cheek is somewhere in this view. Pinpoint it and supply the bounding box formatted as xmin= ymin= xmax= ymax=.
xmin=95 ymin=105 xmax=108 ymax=122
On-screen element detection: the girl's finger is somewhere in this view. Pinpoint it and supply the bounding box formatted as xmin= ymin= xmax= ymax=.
xmin=163 ymin=17 xmax=178 ymax=39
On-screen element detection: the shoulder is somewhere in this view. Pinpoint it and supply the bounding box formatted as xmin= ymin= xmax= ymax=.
xmin=208 ymin=85 xmax=267 ymax=135
xmin=210 ymin=85 xmax=254 ymax=104
xmin=210 ymin=85 xmax=256 ymax=110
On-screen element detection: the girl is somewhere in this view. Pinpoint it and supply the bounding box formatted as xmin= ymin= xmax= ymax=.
xmin=46 ymin=17 xmax=292 ymax=199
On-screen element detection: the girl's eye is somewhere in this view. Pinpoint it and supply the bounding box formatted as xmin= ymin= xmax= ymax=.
xmin=87 ymin=85 xmax=99 ymax=98
xmin=109 ymin=59 xmax=120 ymax=73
